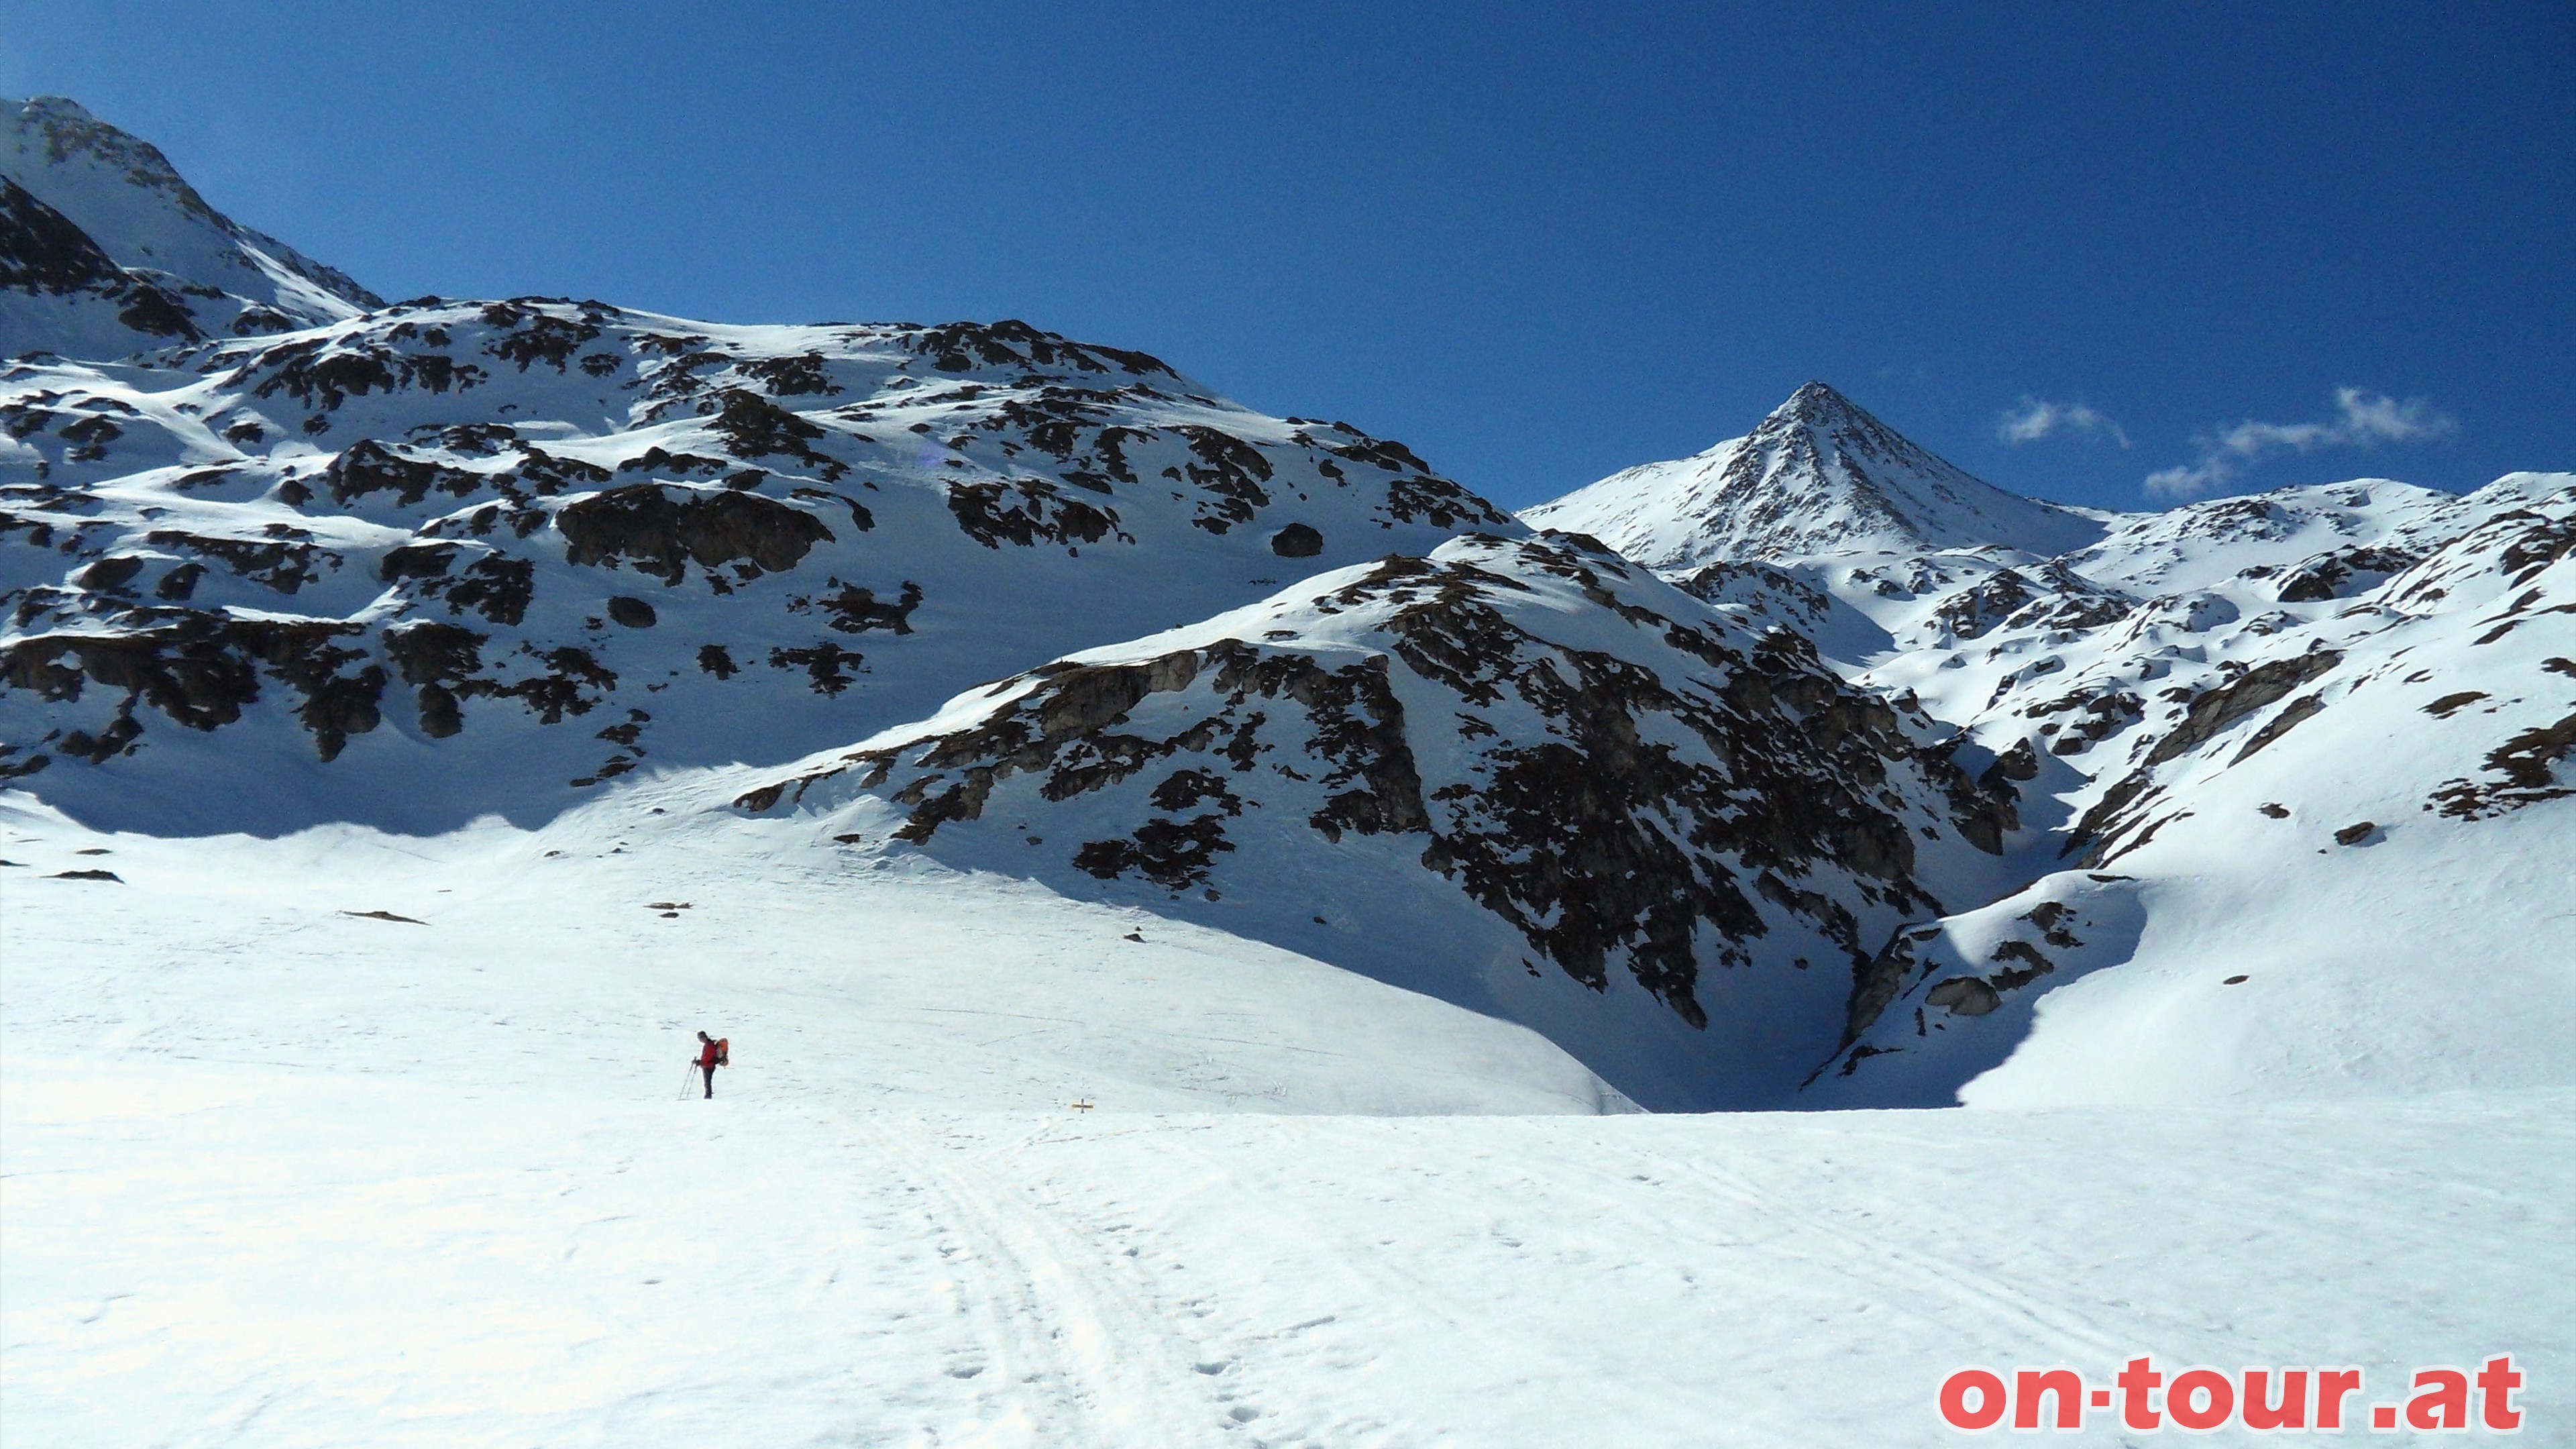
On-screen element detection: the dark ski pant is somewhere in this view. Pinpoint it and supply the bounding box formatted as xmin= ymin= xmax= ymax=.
xmin=700 ymin=1063 xmax=716 ymax=1098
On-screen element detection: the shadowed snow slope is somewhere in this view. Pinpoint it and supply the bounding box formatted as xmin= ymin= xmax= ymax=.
xmin=1519 ymin=382 xmax=2108 ymax=568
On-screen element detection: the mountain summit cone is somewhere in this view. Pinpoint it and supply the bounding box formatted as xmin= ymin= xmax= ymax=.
xmin=1523 ymin=381 xmax=2106 ymax=567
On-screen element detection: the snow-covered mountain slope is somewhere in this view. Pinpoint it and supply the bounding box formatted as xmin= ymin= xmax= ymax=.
xmin=1 ymin=302 xmax=1514 ymax=833
xmin=1 ymin=96 xmax=379 ymax=351
xmin=1519 ymin=381 xmax=2109 ymax=568
xmin=1809 ymin=474 xmax=2576 ymax=1104
xmin=8 ymin=787 xmax=2569 ymax=1443
xmin=5 ymin=96 xmax=2566 ymax=1126
xmin=2058 ymin=475 xmax=2473 ymax=597
xmin=1 ymin=176 xmax=209 ymax=360
xmin=1515 ymin=372 xmax=2571 ymax=1108
xmin=4 ymin=99 xmax=2570 ymax=1443
xmin=1504 ymin=394 xmax=2559 ymax=1110
xmin=729 ymin=533 xmax=2029 ymax=1110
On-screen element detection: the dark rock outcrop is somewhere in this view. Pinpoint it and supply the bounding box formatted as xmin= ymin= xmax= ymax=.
xmin=556 ymin=484 xmax=834 ymax=586
xmin=1270 ymin=523 xmax=1324 ymax=558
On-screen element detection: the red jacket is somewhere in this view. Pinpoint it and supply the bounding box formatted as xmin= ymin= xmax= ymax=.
xmin=697 ymin=1038 xmax=722 ymax=1069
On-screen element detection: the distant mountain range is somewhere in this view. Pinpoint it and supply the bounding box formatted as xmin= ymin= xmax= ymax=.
xmin=5 ymin=95 xmax=2568 ymax=1111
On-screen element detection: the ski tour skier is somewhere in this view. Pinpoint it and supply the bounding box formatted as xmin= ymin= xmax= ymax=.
xmin=694 ymin=1030 xmax=729 ymax=1098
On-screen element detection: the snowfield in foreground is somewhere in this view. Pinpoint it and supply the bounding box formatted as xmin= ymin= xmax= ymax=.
xmin=6 ymin=792 xmax=2570 ymax=1447
xmin=14 ymin=1064 xmax=2569 ymax=1448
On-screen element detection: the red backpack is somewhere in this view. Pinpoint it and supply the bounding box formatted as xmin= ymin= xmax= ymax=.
xmin=713 ymin=1037 xmax=729 ymax=1067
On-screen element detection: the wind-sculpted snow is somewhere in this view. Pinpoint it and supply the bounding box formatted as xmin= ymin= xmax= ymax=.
xmin=0 ymin=301 xmax=1515 ymax=831
xmin=733 ymin=533 xmax=2023 ymax=1109
xmin=1520 ymin=381 xmax=2108 ymax=568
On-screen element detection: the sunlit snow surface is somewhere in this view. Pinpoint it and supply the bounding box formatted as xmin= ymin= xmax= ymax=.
xmin=7 ymin=787 xmax=2572 ymax=1446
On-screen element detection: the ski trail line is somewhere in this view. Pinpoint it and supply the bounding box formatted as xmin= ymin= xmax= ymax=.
xmin=861 ymin=1113 xmax=1225 ymax=1448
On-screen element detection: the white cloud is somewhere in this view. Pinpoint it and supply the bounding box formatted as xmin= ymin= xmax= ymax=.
xmin=1996 ymin=396 xmax=2130 ymax=448
xmin=2144 ymin=387 xmax=2457 ymax=499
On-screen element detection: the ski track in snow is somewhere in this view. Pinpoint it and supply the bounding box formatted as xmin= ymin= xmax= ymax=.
xmin=863 ymin=1111 xmax=1238 ymax=1447
xmin=14 ymin=1059 xmax=2572 ymax=1447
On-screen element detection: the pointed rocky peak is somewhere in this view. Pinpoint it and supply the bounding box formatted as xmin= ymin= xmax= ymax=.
xmin=1521 ymin=382 xmax=2110 ymax=570
xmin=1776 ymin=379 xmax=1863 ymax=425
xmin=1743 ymin=381 xmax=1970 ymax=495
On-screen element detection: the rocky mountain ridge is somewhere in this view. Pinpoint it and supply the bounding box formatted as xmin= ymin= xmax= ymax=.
xmin=0 ymin=297 xmax=1513 ymax=831
xmin=1734 ymin=468 xmax=2576 ymax=1102
xmin=1507 ymin=376 xmax=2570 ymax=1104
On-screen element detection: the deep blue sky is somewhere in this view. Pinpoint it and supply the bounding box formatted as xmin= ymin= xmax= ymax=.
xmin=6 ymin=3 xmax=2568 ymax=511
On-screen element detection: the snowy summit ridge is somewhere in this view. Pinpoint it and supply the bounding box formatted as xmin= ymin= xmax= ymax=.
xmin=2 ymin=95 xmax=380 ymax=357
xmin=1522 ymin=380 xmax=2108 ymax=567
